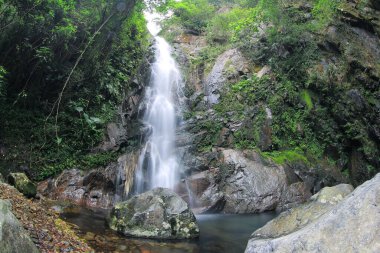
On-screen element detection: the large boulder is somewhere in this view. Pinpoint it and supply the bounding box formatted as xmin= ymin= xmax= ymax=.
xmin=221 ymin=149 xmax=311 ymax=213
xmin=251 ymin=184 xmax=354 ymax=239
xmin=109 ymin=188 xmax=199 ymax=239
xmin=0 ymin=200 xmax=39 ymax=253
xmin=7 ymin=173 xmax=36 ymax=198
xmin=181 ymin=149 xmax=312 ymax=213
xmin=245 ymin=173 xmax=380 ymax=253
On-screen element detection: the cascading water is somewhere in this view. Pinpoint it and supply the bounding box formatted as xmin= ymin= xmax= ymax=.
xmin=134 ymin=11 xmax=182 ymax=193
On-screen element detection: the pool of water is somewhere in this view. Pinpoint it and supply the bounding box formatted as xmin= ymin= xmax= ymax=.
xmin=61 ymin=207 xmax=277 ymax=253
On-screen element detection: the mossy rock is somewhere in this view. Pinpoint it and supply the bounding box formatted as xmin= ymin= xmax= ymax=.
xmin=7 ymin=173 xmax=37 ymax=198
xmin=109 ymin=188 xmax=199 ymax=239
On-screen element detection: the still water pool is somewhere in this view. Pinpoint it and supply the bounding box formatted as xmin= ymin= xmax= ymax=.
xmin=61 ymin=208 xmax=277 ymax=253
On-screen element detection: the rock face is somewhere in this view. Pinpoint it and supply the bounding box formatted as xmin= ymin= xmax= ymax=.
xmin=7 ymin=173 xmax=37 ymax=198
xmin=245 ymin=173 xmax=380 ymax=253
xmin=0 ymin=199 xmax=39 ymax=253
xmin=109 ymin=188 xmax=199 ymax=239
xmin=38 ymin=153 xmax=138 ymax=209
xmin=38 ymin=168 xmax=114 ymax=208
xmin=205 ymin=48 xmax=249 ymax=105
xmin=177 ymin=149 xmax=311 ymax=213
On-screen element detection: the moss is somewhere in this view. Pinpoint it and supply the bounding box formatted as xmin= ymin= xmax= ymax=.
xmin=8 ymin=173 xmax=37 ymax=198
xmin=262 ymin=149 xmax=311 ymax=166
xmin=300 ymin=90 xmax=313 ymax=111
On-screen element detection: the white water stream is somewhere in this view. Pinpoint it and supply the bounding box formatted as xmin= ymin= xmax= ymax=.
xmin=134 ymin=11 xmax=182 ymax=193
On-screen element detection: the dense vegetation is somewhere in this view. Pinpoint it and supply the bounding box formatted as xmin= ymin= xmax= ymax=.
xmin=0 ymin=0 xmax=149 ymax=179
xmin=160 ymin=0 xmax=380 ymax=185
xmin=0 ymin=0 xmax=378 ymax=186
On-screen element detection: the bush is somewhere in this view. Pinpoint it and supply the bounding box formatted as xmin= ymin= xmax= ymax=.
xmin=0 ymin=0 xmax=149 ymax=180
xmin=170 ymin=0 xmax=215 ymax=33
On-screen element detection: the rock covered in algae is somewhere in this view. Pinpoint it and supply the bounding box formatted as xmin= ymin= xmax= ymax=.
xmin=109 ymin=187 xmax=199 ymax=239
xmin=8 ymin=173 xmax=37 ymax=198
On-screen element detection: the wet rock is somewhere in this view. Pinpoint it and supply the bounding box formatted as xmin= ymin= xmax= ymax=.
xmin=205 ymin=48 xmax=250 ymax=105
xmin=258 ymin=109 xmax=273 ymax=152
xmin=109 ymin=188 xmax=199 ymax=239
xmin=37 ymin=153 xmax=137 ymax=208
xmin=176 ymin=169 xmax=221 ymax=213
xmin=7 ymin=173 xmax=37 ymax=198
xmin=0 ymin=199 xmax=39 ymax=253
xmin=245 ymin=174 xmax=380 ymax=253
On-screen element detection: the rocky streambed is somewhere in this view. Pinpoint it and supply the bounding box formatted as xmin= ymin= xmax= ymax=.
xmin=59 ymin=172 xmax=380 ymax=253
xmin=61 ymin=206 xmax=277 ymax=253
xmin=1 ymin=170 xmax=380 ymax=252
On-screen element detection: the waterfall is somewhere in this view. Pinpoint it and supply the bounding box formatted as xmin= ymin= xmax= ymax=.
xmin=134 ymin=11 xmax=183 ymax=193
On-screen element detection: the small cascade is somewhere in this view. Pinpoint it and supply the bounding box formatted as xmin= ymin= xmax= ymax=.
xmin=185 ymin=179 xmax=196 ymax=208
xmin=133 ymin=11 xmax=183 ymax=193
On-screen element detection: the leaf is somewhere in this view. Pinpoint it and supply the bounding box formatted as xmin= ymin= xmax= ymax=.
xmin=89 ymin=117 xmax=102 ymax=124
xmin=75 ymin=106 xmax=83 ymax=113
xmin=56 ymin=137 xmax=63 ymax=145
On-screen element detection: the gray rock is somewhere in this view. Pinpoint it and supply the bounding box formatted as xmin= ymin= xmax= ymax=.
xmin=245 ymin=174 xmax=380 ymax=253
xmin=252 ymin=184 xmax=354 ymax=239
xmin=106 ymin=122 xmax=127 ymax=147
xmin=182 ymin=149 xmax=311 ymax=214
xmin=221 ymin=149 xmax=311 ymax=213
xmin=109 ymin=188 xmax=199 ymax=239
xmin=0 ymin=200 xmax=39 ymax=253
xmin=177 ymin=174 xmax=220 ymax=212
xmin=256 ymin=66 xmax=271 ymax=78
xmin=37 ymin=153 xmax=138 ymax=208
xmin=205 ymin=48 xmax=249 ymax=105
xmin=7 ymin=173 xmax=37 ymax=198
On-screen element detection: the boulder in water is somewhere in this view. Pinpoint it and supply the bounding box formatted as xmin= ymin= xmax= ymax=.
xmin=245 ymin=174 xmax=380 ymax=253
xmin=8 ymin=173 xmax=36 ymax=198
xmin=109 ymin=187 xmax=199 ymax=239
xmin=0 ymin=199 xmax=39 ymax=253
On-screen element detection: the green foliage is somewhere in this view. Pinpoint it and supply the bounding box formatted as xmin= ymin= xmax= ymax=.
xmin=160 ymin=0 xmax=379 ymax=184
xmin=312 ymin=0 xmax=341 ymax=29
xmin=0 ymin=0 xmax=149 ymax=180
xmin=262 ymin=149 xmax=310 ymax=165
xmin=38 ymin=151 xmax=119 ymax=180
xmin=194 ymin=120 xmax=223 ymax=152
xmin=0 ymin=66 xmax=6 ymax=97
xmin=169 ymin=0 xmax=215 ymax=33
xmin=206 ymin=7 xmax=249 ymax=43
xmin=300 ymin=90 xmax=313 ymax=111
